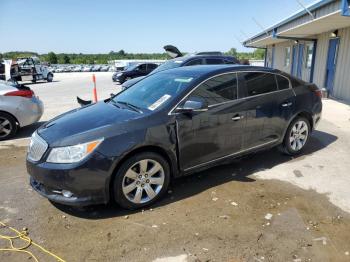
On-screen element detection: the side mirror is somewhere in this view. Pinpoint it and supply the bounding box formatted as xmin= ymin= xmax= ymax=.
xmin=175 ymin=100 xmax=207 ymax=114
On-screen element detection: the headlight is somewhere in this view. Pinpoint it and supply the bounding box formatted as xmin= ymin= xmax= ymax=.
xmin=116 ymin=73 xmax=122 ymax=77
xmin=46 ymin=138 xmax=103 ymax=164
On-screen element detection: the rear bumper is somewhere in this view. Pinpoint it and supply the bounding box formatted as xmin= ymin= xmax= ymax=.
xmin=18 ymin=97 xmax=44 ymax=127
xmin=27 ymin=151 xmax=114 ymax=206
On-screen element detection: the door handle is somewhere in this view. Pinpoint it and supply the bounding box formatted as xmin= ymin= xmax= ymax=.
xmin=232 ymin=115 xmax=244 ymax=121
xmin=281 ymin=102 xmax=292 ymax=107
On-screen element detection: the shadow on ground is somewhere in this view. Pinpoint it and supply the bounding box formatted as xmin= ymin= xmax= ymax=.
xmin=15 ymin=121 xmax=46 ymax=139
xmin=52 ymin=130 xmax=337 ymax=219
xmin=23 ymin=80 xmax=60 ymax=86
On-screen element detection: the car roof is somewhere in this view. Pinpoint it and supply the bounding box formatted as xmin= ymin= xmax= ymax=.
xmin=172 ymin=55 xmax=236 ymax=62
xmin=160 ymin=64 xmax=281 ymax=77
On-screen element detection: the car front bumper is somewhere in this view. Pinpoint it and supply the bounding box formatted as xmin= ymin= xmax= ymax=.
xmin=27 ymin=151 xmax=114 ymax=206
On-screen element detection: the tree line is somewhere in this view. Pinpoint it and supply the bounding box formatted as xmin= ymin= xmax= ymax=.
xmin=0 ymin=48 xmax=265 ymax=65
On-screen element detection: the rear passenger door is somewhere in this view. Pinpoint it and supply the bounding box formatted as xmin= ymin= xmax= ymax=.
xmin=238 ymin=72 xmax=295 ymax=149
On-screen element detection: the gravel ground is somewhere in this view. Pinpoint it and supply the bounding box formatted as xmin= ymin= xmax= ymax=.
xmin=1 ymin=73 xmax=350 ymax=262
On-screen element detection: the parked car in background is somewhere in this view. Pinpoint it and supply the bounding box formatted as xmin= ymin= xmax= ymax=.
xmin=82 ymin=66 xmax=93 ymax=72
xmin=100 ymin=65 xmax=110 ymax=72
xmin=121 ymin=46 xmax=240 ymax=90
xmin=92 ymin=65 xmax=101 ymax=72
xmin=0 ymin=80 xmax=43 ymax=140
xmin=112 ymin=63 xmax=158 ymax=83
xmin=27 ymin=65 xmax=322 ymax=209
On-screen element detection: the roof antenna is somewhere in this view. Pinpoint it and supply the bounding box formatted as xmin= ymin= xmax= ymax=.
xmin=240 ymin=30 xmax=250 ymax=39
xmin=234 ymin=35 xmax=244 ymax=45
xmin=295 ymin=0 xmax=315 ymax=19
xmin=252 ymin=17 xmax=269 ymax=36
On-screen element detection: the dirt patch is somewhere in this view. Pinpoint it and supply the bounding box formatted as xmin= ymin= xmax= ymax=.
xmin=1 ymin=147 xmax=350 ymax=261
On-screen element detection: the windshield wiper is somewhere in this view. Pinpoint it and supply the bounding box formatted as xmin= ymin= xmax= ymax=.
xmin=109 ymin=99 xmax=121 ymax=108
xmin=116 ymin=101 xmax=143 ymax=113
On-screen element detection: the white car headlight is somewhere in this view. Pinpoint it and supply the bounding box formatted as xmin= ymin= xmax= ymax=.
xmin=117 ymin=73 xmax=122 ymax=77
xmin=46 ymin=138 xmax=104 ymax=164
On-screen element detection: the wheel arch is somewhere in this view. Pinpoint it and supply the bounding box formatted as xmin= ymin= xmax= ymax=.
xmin=108 ymin=144 xmax=177 ymax=203
xmin=0 ymin=110 xmax=20 ymax=127
xmin=281 ymin=110 xmax=314 ymax=143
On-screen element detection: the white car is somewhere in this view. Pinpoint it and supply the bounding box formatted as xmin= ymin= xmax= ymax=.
xmin=0 ymin=81 xmax=44 ymax=140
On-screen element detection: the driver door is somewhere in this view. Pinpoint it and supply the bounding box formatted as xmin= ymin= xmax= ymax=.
xmin=175 ymin=73 xmax=246 ymax=171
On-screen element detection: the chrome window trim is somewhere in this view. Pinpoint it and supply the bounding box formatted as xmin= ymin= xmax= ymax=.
xmin=184 ymin=139 xmax=279 ymax=172
xmin=168 ymin=70 xmax=293 ymax=115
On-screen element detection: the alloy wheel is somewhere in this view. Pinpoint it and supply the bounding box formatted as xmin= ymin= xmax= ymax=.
xmin=122 ymin=159 xmax=165 ymax=204
xmin=0 ymin=117 xmax=13 ymax=139
xmin=289 ymin=120 xmax=309 ymax=151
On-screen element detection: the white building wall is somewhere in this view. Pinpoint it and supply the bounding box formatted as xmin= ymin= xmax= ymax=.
xmin=266 ymin=26 xmax=350 ymax=102
xmin=333 ymin=26 xmax=350 ymax=101
xmin=313 ymin=32 xmax=329 ymax=90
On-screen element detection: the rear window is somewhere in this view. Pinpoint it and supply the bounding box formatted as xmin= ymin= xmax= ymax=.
xmin=276 ymin=75 xmax=290 ymax=90
xmin=240 ymin=72 xmax=278 ymax=97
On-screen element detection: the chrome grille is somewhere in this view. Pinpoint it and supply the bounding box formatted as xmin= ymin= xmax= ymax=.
xmin=27 ymin=132 xmax=48 ymax=162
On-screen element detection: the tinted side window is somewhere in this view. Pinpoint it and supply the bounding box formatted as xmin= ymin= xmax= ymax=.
xmin=138 ymin=64 xmax=147 ymax=71
xmin=184 ymin=59 xmax=203 ymax=66
xmin=240 ymin=72 xmax=277 ymax=97
xmin=205 ymin=58 xmax=224 ymax=65
xmin=189 ymin=73 xmax=238 ymax=106
xmin=276 ymin=75 xmax=290 ymax=90
xmin=148 ymin=64 xmax=158 ymax=70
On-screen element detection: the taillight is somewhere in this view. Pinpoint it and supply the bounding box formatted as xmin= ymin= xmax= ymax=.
xmin=314 ymin=89 xmax=322 ymax=98
xmin=4 ymin=89 xmax=34 ymax=98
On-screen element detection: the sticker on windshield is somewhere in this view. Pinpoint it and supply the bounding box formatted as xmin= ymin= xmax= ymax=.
xmin=174 ymin=77 xmax=193 ymax=83
xmin=148 ymin=94 xmax=171 ymax=111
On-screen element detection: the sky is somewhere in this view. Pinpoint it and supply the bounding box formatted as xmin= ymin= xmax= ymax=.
xmin=0 ymin=0 xmax=316 ymax=54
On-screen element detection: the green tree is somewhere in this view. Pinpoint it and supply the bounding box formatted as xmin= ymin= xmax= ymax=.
xmin=62 ymin=54 xmax=70 ymax=64
xmin=118 ymin=50 xmax=126 ymax=56
xmin=226 ymin=48 xmax=238 ymax=57
xmin=47 ymin=52 xmax=58 ymax=64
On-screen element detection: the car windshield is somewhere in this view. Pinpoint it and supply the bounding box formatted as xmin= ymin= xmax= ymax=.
xmin=150 ymin=59 xmax=183 ymax=74
xmin=111 ymin=71 xmax=196 ymax=112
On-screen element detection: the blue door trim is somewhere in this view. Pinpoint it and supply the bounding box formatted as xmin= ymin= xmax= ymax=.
xmin=309 ymin=40 xmax=317 ymax=83
xmin=297 ymin=44 xmax=304 ymax=78
xmin=291 ymin=45 xmax=298 ymax=76
xmin=341 ymin=0 xmax=350 ymax=16
xmin=325 ymin=38 xmax=340 ymax=94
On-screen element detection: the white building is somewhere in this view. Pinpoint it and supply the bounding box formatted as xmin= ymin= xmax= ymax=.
xmin=244 ymin=0 xmax=350 ymax=102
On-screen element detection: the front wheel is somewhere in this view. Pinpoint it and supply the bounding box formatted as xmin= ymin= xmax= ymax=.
xmin=280 ymin=117 xmax=310 ymax=155
xmin=113 ymin=152 xmax=170 ymax=210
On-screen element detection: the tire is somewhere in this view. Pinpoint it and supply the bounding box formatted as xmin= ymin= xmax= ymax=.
xmin=32 ymin=75 xmax=37 ymax=83
xmin=0 ymin=112 xmax=18 ymax=141
xmin=113 ymin=152 xmax=171 ymax=210
xmin=280 ymin=116 xmax=311 ymax=155
xmin=46 ymin=73 xmax=53 ymax=82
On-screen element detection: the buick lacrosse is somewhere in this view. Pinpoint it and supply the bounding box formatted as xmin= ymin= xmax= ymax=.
xmin=27 ymin=65 xmax=322 ymax=209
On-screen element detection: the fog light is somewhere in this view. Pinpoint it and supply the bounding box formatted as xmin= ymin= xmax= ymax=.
xmin=62 ymin=190 xmax=73 ymax=198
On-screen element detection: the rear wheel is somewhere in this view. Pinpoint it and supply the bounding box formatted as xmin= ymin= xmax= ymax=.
xmin=280 ymin=117 xmax=310 ymax=155
xmin=0 ymin=112 xmax=18 ymax=141
xmin=113 ymin=152 xmax=170 ymax=210
xmin=47 ymin=73 xmax=53 ymax=82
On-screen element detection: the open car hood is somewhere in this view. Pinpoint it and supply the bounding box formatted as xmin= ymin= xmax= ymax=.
xmin=163 ymin=45 xmax=183 ymax=58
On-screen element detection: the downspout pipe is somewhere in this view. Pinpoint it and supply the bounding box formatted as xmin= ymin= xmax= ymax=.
xmin=309 ymin=39 xmax=317 ymax=83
